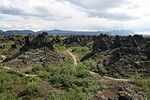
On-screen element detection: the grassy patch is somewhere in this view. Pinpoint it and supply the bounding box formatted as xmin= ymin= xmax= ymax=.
xmin=54 ymin=44 xmax=66 ymax=52
xmin=23 ymin=81 xmax=39 ymax=96
xmin=130 ymin=75 xmax=150 ymax=99
xmin=71 ymin=46 xmax=91 ymax=54
xmin=48 ymin=62 xmax=106 ymax=99
xmin=0 ymin=66 xmax=22 ymax=100
xmin=0 ymin=42 xmax=15 ymax=46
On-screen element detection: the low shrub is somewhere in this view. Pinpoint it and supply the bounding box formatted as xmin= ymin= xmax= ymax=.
xmin=37 ymin=71 xmax=49 ymax=78
xmin=0 ymin=91 xmax=17 ymax=100
xmin=49 ymin=62 xmax=106 ymax=99
xmin=130 ymin=75 xmax=150 ymax=87
xmin=130 ymin=75 xmax=150 ymax=99
xmin=54 ymin=45 xmax=66 ymax=52
xmin=0 ymin=70 xmax=21 ymax=92
xmin=29 ymin=77 xmax=41 ymax=82
xmin=48 ymin=90 xmax=67 ymax=100
xmin=82 ymin=60 xmax=97 ymax=70
xmin=97 ymin=64 xmax=107 ymax=75
xmin=23 ymin=81 xmax=39 ymax=96
xmin=31 ymin=66 xmax=43 ymax=73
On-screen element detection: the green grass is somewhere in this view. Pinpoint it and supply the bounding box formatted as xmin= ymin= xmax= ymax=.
xmin=0 ymin=42 xmax=15 ymax=46
xmin=70 ymin=46 xmax=92 ymax=54
xmin=23 ymin=81 xmax=39 ymax=96
xmin=0 ymin=66 xmax=22 ymax=99
xmin=59 ymin=37 xmax=67 ymax=40
xmin=0 ymin=35 xmax=5 ymax=39
xmin=53 ymin=44 xmax=67 ymax=55
xmin=48 ymin=62 xmax=106 ymax=99
xmin=0 ymin=67 xmax=21 ymax=92
xmin=130 ymin=75 xmax=150 ymax=99
xmin=0 ymin=41 xmax=16 ymax=57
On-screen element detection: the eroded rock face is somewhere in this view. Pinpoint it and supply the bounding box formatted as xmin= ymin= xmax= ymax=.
xmin=82 ymin=34 xmax=150 ymax=77
xmin=20 ymin=32 xmax=54 ymax=51
xmin=93 ymin=34 xmax=112 ymax=52
xmin=64 ymin=35 xmax=95 ymax=47
xmin=4 ymin=32 xmax=65 ymax=68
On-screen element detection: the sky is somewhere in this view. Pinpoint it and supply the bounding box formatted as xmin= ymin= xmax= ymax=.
xmin=0 ymin=0 xmax=150 ymax=34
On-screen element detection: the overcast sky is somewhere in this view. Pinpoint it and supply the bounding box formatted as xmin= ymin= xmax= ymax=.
xmin=0 ymin=0 xmax=150 ymax=34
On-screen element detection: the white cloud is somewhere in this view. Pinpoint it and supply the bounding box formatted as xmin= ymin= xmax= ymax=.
xmin=0 ymin=0 xmax=150 ymax=33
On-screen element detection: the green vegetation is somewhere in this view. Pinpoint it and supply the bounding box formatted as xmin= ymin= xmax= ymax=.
xmin=130 ymin=75 xmax=150 ymax=99
xmin=82 ymin=60 xmax=107 ymax=76
xmin=0 ymin=66 xmax=21 ymax=99
xmin=37 ymin=70 xmax=49 ymax=78
xmin=0 ymin=35 xmax=4 ymax=39
xmin=59 ymin=36 xmax=67 ymax=40
xmin=0 ymin=41 xmax=16 ymax=57
xmin=71 ymin=46 xmax=92 ymax=54
xmin=0 ymin=42 xmax=15 ymax=46
xmin=96 ymin=64 xmax=107 ymax=75
xmin=48 ymin=90 xmax=67 ymax=100
xmin=0 ymin=91 xmax=17 ymax=100
xmin=0 ymin=67 xmax=21 ymax=92
xmin=23 ymin=81 xmax=39 ymax=96
xmin=48 ymin=62 xmax=106 ymax=99
xmin=82 ymin=59 xmax=97 ymax=70
xmin=54 ymin=44 xmax=66 ymax=52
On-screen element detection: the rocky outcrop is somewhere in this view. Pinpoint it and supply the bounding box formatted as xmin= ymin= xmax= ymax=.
xmin=92 ymin=86 xmax=146 ymax=100
xmin=0 ymin=35 xmax=24 ymax=42
xmin=64 ymin=35 xmax=95 ymax=47
xmin=93 ymin=34 xmax=112 ymax=52
xmin=4 ymin=32 xmax=65 ymax=67
xmin=51 ymin=36 xmax=63 ymax=44
xmin=20 ymin=33 xmax=54 ymax=51
xmin=82 ymin=34 xmax=150 ymax=77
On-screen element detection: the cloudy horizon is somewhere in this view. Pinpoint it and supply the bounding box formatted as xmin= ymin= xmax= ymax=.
xmin=0 ymin=0 xmax=150 ymax=34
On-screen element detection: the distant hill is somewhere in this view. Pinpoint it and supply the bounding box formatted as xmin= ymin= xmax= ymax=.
xmin=4 ymin=30 xmax=34 ymax=34
xmin=36 ymin=29 xmax=102 ymax=35
xmin=0 ymin=29 xmax=135 ymax=36
xmin=0 ymin=30 xmax=3 ymax=33
xmin=0 ymin=30 xmax=4 ymax=35
xmin=108 ymin=30 xmax=134 ymax=36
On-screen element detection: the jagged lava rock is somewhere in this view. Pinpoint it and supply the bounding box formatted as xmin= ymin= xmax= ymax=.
xmin=4 ymin=32 xmax=65 ymax=68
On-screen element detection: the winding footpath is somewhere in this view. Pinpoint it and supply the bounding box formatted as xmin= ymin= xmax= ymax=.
xmin=1 ymin=55 xmax=36 ymax=77
xmin=1 ymin=52 xmax=130 ymax=81
xmin=67 ymin=50 xmax=129 ymax=82
xmin=3 ymin=66 xmax=37 ymax=77
xmin=67 ymin=49 xmax=77 ymax=65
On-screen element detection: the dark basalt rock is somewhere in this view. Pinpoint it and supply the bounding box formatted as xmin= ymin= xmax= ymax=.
xmin=64 ymin=35 xmax=95 ymax=47
xmin=4 ymin=32 xmax=65 ymax=68
xmin=51 ymin=36 xmax=63 ymax=45
xmin=93 ymin=34 xmax=112 ymax=52
xmin=82 ymin=34 xmax=150 ymax=77
xmin=145 ymin=42 xmax=150 ymax=58
xmin=0 ymin=35 xmax=24 ymax=43
xmin=111 ymin=35 xmax=121 ymax=49
xmin=20 ymin=32 xmax=54 ymax=51
xmin=92 ymin=85 xmax=146 ymax=100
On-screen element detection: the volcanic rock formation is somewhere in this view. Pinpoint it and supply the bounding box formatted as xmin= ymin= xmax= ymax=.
xmin=4 ymin=32 xmax=65 ymax=68
xmin=82 ymin=34 xmax=150 ymax=77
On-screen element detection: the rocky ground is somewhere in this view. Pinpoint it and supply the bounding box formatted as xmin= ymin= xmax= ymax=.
xmin=0 ymin=33 xmax=149 ymax=99
xmin=82 ymin=34 xmax=150 ymax=78
xmin=2 ymin=33 xmax=67 ymax=71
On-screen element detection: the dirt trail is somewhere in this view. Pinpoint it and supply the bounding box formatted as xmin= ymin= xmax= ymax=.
xmin=0 ymin=55 xmax=36 ymax=77
xmin=67 ymin=49 xmax=77 ymax=65
xmin=89 ymin=71 xmax=129 ymax=82
xmin=67 ymin=50 xmax=129 ymax=82
xmin=3 ymin=66 xmax=37 ymax=77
